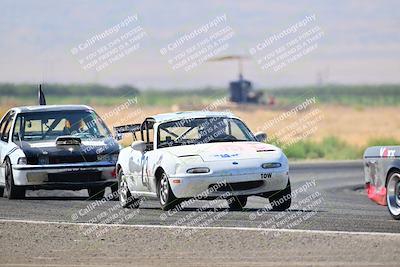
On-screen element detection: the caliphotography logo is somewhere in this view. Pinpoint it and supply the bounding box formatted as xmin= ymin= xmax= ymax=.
xmin=1 ymin=1 xmax=400 ymax=267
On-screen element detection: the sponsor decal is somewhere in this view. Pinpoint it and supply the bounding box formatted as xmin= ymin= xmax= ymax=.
xmin=379 ymin=147 xmax=396 ymax=158
xmin=261 ymin=173 xmax=272 ymax=180
xmin=214 ymin=153 xmax=239 ymax=158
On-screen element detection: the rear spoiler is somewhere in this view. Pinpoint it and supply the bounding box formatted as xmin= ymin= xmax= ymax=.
xmin=113 ymin=123 xmax=141 ymax=141
xmin=113 ymin=123 xmax=141 ymax=134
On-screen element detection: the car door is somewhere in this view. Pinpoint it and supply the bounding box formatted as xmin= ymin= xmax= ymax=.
xmin=140 ymin=119 xmax=155 ymax=192
xmin=0 ymin=111 xmax=14 ymax=186
xmin=127 ymin=119 xmax=154 ymax=193
xmin=128 ymin=146 xmax=146 ymax=192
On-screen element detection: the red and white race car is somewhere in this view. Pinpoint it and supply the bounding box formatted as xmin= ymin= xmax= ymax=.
xmin=364 ymin=146 xmax=400 ymax=220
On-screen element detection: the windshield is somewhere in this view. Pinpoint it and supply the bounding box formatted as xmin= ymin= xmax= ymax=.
xmin=12 ymin=110 xmax=111 ymax=142
xmin=157 ymin=117 xmax=255 ymax=148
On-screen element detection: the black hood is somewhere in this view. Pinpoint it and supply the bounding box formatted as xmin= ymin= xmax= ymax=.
xmin=16 ymin=137 xmax=119 ymax=164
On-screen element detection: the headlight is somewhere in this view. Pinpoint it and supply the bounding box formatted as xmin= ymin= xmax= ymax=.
xmin=261 ymin=162 xmax=281 ymax=169
xmin=97 ymin=154 xmax=108 ymax=162
xmin=98 ymin=154 xmax=118 ymax=162
xmin=111 ymin=154 xmax=118 ymax=162
xmin=186 ymin=167 xmax=210 ymax=174
xmin=17 ymin=157 xmax=27 ymax=165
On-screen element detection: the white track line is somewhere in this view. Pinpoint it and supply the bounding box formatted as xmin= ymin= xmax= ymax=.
xmin=1 ymin=218 xmax=400 ymax=237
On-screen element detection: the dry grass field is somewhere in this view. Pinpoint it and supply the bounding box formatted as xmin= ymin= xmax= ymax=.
xmin=1 ymin=102 xmax=399 ymax=155
xmin=93 ymin=104 xmax=400 ymax=147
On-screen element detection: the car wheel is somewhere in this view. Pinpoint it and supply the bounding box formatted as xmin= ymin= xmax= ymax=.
xmin=4 ymin=158 xmax=25 ymax=199
xmin=87 ymin=187 xmax=105 ymax=200
xmin=118 ymin=169 xmax=140 ymax=208
xmin=228 ymin=196 xmax=247 ymax=211
xmin=386 ymin=171 xmax=400 ymax=220
xmin=269 ymin=180 xmax=291 ymax=211
xmin=158 ymin=171 xmax=179 ymax=211
xmin=0 ymin=187 xmax=4 ymax=197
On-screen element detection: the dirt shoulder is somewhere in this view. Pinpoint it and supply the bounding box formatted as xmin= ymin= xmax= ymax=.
xmin=0 ymin=220 xmax=399 ymax=266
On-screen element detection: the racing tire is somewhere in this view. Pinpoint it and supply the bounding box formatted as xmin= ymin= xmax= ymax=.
xmin=158 ymin=171 xmax=180 ymax=211
xmin=386 ymin=171 xmax=400 ymax=220
xmin=118 ymin=169 xmax=140 ymax=209
xmin=228 ymin=196 xmax=247 ymax=211
xmin=269 ymin=180 xmax=291 ymax=211
xmin=87 ymin=187 xmax=105 ymax=200
xmin=4 ymin=158 xmax=25 ymax=199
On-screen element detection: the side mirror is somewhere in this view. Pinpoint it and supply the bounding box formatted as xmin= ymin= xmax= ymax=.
xmin=254 ymin=131 xmax=267 ymax=142
xmin=131 ymin=140 xmax=146 ymax=153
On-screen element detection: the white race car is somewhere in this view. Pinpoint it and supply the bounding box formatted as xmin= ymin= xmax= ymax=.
xmin=115 ymin=111 xmax=291 ymax=211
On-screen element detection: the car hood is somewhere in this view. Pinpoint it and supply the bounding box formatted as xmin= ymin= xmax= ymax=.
xmin=16 ymin=138 xmax=119 ymax=160
xmin=161 ymin=141 xmax=282 ymax=162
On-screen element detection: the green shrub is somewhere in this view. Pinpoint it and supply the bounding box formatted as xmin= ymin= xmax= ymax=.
xmin=367 ymin=137 xmax=399 ymax=147
xmin=273 ymin=136 xmax=400 ymax=160
xmin=272 ymin=136 xmax=356 ymax=160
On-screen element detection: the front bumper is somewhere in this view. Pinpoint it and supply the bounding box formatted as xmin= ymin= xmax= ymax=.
xmin=12 ymin=162 xmax=117 ymax=190
xmin=366 ymin=182 xmax=387 ymax=206
xmin=168 ymin=170 xmax=289 ymax=198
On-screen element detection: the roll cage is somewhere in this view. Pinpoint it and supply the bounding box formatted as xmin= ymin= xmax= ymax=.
xmin=114 ymin=117 xmax=155 ymax=151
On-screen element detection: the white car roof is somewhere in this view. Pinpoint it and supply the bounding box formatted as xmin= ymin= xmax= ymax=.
xmin=12 ymin=105 xmax=94 ymax=113
xmin=150 ymin=111 xmax=237 ymax=123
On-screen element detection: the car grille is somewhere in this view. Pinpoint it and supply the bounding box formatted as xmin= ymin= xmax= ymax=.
xmin=27 ymin=155 xmax=97 ymax=165
xmin=47 ymin=171 xmax=102 ymax=183
xmin=209 ymin=180 xmax=264 ymax=192
xmin=48 ymin=155 xmax=97 ymax=164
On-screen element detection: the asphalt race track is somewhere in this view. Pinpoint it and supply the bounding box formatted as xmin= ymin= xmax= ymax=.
xmin=1 ymin=161 xmax=400 ymax=266
xmin=0 ymin=160 xmax=398 ymax=232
